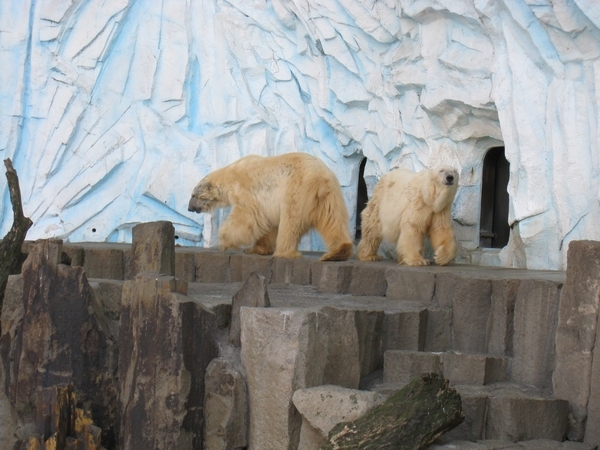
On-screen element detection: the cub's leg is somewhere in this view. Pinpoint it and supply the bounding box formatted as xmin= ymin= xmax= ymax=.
xmin=429 ymin=226 xmax=456 ymax=266
xmin=396 ymin=224 xmax=430 ymax=266
xmin=356 ymin=202 xmax=383 ymax=261
xmin=218 ymin=207 xmax=262 ymax=252
xmin=246 ymin=227 xmax=278 ymax=255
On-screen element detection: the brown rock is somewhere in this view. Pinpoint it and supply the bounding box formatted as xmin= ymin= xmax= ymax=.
xmin=1 ymin=239 xmax=118 ymax=447
xmin=131 ymin=221 xmax=175 ymax=276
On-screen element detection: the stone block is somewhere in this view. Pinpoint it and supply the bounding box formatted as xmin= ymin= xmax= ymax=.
xmin=383 ymin=350 xmax=441 ymax=385
xmin=195 ymin=251 xmax=230 ymax=283
xmin=553 ymin=241 xmax=600 ymax=442
xmin=486 ymin=279 xmax=521 ymax=356
xmin=385 ymin=267 xmax=436 ymax=302
xmin=320 ymin=307 xmax=361 ymax=389
xmin=348 ymin=264 xmax=387 ymax=296
xmin=83 ymin=247 xmax=125 ymax=280
xmin=271 ymin=257 xmax=312 ymax=285
xmin=382 ymin=308 xmax=428 ymax=352
xmin=485 ymin=393 xmax=569 ymax=442
xmin=204 ymin=358 xmax=248 ymax=450
xmin=62 ymin=244 xmax=84 ymax=266
xmin=316 ymin=262 xmax=353 ymax=293
xmin=512 ymin=279 xmax=561 ymax=390
xmin=297 ymin=417 xmax=327 ymax=450
xmin=175 ymin=251 xmax=196 ymax=282
xmin=355 ymin=309 xmax=385 ymax=378
xmin=230 ymin=272 xmax=270 ymax=347
xmin=441 ymin=386 xmax=488 ymax=442
xmin=131 ymin=221 xmax=175 ymax=276
xmin=587 ymin=305 xmax=600 ymax=446
xmin=425 ymin=308 xmax=453 ymax=352
xmin=447 ymin=275 xmax=492 ymax=353
xmin=119 ymin=272 xmax=219 ymax=449
xmin=240 ymin=307 xmax=328 ymax=450
xmin=292 ymin=385 xmax=388 ymax=442
xmin=441 ymin=352 xmax=508 ymax=386
xmin=227 ymin=253 xmax=274 ymax=282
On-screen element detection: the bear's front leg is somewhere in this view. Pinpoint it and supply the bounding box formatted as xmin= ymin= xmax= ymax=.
xmin=218 ymin=207 xmax=261 ymax=252
xmin=397 ymin=225 xmax=430 ymax=266
xmin=245 ymin=227 xmax=278 ymax=255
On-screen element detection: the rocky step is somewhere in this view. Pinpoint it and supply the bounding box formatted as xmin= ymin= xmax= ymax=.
xmin=381 ymin=350 xmax=569 ymax=443
xmin=428 ymin=439 xmax=597 ymax=449
xmin=384 ymin=349 xmax=509 ymax=386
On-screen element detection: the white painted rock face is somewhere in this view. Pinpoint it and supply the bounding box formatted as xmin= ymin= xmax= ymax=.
xmin=1 ymin=1 xmax=600 ymax=269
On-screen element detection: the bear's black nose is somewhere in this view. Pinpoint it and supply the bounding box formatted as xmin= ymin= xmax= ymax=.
xmin=446 ymin=175 xmax=454 ymax=183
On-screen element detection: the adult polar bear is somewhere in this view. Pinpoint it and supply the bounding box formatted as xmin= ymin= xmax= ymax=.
xmin=188 ymin=152 xmax=353 ymax=261
xmin=357 ymin=166 xmax=459 ymax=266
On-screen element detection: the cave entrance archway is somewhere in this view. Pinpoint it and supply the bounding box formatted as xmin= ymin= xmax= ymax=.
xmin=479 ymin=146 xmax=510 ymax=249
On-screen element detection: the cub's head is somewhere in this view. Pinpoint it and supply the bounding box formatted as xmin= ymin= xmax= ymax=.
xmin=432 ymin=165 xmax=459 ymax=188
xmin=188 ymin=180 xmax=224 ymax=213
xmin=426 ymin=166 xmax=459 ymax=213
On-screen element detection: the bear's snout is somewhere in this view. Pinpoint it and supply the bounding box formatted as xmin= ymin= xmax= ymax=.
xmin=188 ymin=197 xmax=202 ymax=213
xmin=445 ymin=174 xmax=455 ymax=185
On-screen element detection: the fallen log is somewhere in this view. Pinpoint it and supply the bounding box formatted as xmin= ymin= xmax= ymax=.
xmin=0 ymin=158 xmax=32 ymax=326
xmin=322 ymin=373 xmax=464 ymax=450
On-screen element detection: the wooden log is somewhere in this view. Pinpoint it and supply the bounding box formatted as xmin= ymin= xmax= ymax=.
xmin=322 ymin=373 xmax=464 ymax=450
xmin=0 ymin=158 xmax=32 ymax=325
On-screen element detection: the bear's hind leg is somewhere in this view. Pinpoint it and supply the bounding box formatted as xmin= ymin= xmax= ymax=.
xmin=246 ymin=227 xmax=278 ymax=255
xmin=397 ymin=225 xmax=430 ymax=266
xmin=311 ymin=195 xmax=353 ymax=262
xmin=273 ymin=213 xmax=306 ymax=259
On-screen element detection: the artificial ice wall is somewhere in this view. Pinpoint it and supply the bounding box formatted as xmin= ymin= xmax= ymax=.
xmin=1 ymin=0 xmax=599 ymax=270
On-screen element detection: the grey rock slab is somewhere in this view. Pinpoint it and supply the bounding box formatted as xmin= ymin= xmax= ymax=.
xmin=512 ymin=279 xmax=562 ymax=390
xmin=382 ymin=307 xmax=428 ymax=352
xmin=441 ymin=352 xmax=508 ymax=386
xmin=316 ymin=262 xmax=353 ymax=293
xmin=385 ymin=266 xmax=436 ymax=302
xmin=195 ymin=250 xmax=230 ymax=283
xmin=348 ymin=264 xmax=387 ymax=296
xmin=229 ymin=272 xmax=271 ymax=347
xmin=553 ymin=240 xmax=600 ymax=441
xmin=383 ymin=350 xmax=441 ymax=385
xmin=204 ymin=357 xmax=248 ymax=450
xmin=292 ymin=385 xmax=388 ymax=438
xmin=240 ymin=307 xmax=328 ymax=450
xmin=485 ymin=279 xmax=521 ymax=357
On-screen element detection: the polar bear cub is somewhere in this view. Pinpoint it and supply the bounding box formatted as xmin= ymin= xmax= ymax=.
xmin=188 ymin=152 xmax=353 ymax=261
xmin=357 ymin=166 xmax=459 ymax=266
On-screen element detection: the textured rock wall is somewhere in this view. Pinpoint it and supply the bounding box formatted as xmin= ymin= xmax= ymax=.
xmin=1 ymin=1 xmax=600 ymax=269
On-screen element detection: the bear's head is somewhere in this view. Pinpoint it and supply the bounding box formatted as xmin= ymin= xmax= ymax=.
xmin=427 ymin=166 xmax=459 ymax=213
xmin=188 ymin=180 xmax=226 ymax=213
